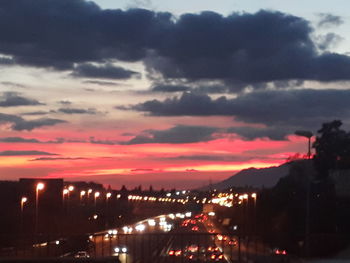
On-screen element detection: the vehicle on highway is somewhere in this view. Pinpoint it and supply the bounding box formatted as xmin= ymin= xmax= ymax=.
xmin=208 ymin=251 xmax=225 ymax=262
xmin=114 ymin=246 xmax=128 ymax=256
xmin=74 ymin=251 xmax=90 ymax=258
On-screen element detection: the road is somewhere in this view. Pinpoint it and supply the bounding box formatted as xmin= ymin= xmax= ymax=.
xmin=90 ymin=212 xmax=235 ymax=263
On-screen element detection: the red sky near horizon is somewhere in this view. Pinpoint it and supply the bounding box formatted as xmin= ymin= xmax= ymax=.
xmin=0 ymin=121 xmax=309 ymax=189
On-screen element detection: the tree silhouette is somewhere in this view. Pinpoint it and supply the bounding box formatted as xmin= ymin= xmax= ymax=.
xmin=313 ymin=120 xmax=350 ymax=179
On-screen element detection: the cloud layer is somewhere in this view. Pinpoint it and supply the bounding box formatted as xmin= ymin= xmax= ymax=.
xmin=0 ymin=1 xmax=349 ymax=86
xmin=0 ymin=113 xmax=66 ymax=131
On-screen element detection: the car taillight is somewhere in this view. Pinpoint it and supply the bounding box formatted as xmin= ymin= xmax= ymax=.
xmin=219 ymin=254 xmax=223 ymax=259
xmin=169 ymin=250 xmax=174 ymax=255
xmin=211 ymin=254 xmax=216 ymax=259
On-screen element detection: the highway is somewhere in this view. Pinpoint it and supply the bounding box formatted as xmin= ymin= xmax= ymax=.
xmin=89 ymin=212 xmax=236 ymax=263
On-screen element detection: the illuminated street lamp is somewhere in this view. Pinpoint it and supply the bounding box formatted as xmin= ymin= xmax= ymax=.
xmin=20 ymin=197 xmax=28 ymax=234
xmin=80 ymin=190 xmax=86 ymax=201
xmin=106 ymin=192 xmax=112 ymax=228
xmin=35 ymin=182 xmax=45 ymax=235
xmin=87 ymin=189 xmax=92 ymax=198
xmin=21 ymin=197 xmax=28 ymax=212
xmin=94 ymin=192 xmax=100 ymax=214
xmin=68 ymin=185 xmax=74 ymax=194
xmin=94 ymin=192 xmax=100 ymax=205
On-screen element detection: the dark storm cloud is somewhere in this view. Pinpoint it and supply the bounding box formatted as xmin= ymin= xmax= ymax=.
xmin=128 ymin=89 xmax=350 ymax=128
xmin=0 ymin=1 xmax=349 ymax=84
xmin=71 ymin=63 xmax=140 ymax=79
xmin=0 ymin=113 xmax=66 ymax=131
xmin=58 ymin=107 xmax=97 ymax=114
xmin=123 ymin=125 xmax=219 ymax=144
xmin=0 ymin=92 xmax=43 ymax=107
xmin=0 ymin=150 xmax=57 ymax=156
xmin=151 ymin=84 xmax=228 ymax=93
xmin=0 ymin=56 xmax=14 ymax=65
xmin=317 ymin=13 xmax=344 ymax=28
xmin=151 ymin=85 xmax=190 ymax=92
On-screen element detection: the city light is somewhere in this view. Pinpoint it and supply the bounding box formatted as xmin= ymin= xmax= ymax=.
xmin=36 ymin=182 xmax=44 ymax=191
xmin=106 ymin=192 xmax=112 ymax=199
xmin=35 ymin=182 xmax=45 ymax=234
xmin=21 ymin=196 xmax=27 ymax=204
xmin=135 ymin=224 xmax=146 ymax=232
xmin=68 ymin=185 xmax=74 ymax=192
xmin=148 ymin=219 xmax=156 ymax=226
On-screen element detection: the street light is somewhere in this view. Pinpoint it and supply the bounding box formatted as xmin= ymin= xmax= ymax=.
xmin=80 ymin=190 xmax=86 ymax=201
xmin=295 ymin=130 xmax=313 ymax=159
xmin=251 ymin=193 xmax=258 ymax=254
xmin=21 ymin=197 xmax=28 ymax=212
xmin=20 ymin=197 xmax=27 ymax=235
xmin=295 ymin=130 xmax=313 ymax=257
xmin=88 ymin=189 xmax=92 ymax=198
xmin=106 ymin=193 xmax=112 ymax=228
xmin=35 ymin=182 xmax=45 ymax=235
xmin=94 ymin=192 xmax=100 ymax=214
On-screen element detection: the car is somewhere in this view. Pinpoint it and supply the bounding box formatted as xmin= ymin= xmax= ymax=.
xmin=191 ymin=226 xmax=199 ymax=231
xmin=113 ymin=246 xmax=128 ymax=256
xmin=208 ymin=252 xmax=225 ymax=262
xmin=74 ymin=251 xmax=90 ymax=258
xmin=168 ymin=248 xmax=182 ymax=257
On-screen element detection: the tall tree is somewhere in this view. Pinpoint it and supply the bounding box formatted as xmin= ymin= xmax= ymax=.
xmin=313 ymin=120 xmax=350 ymax=179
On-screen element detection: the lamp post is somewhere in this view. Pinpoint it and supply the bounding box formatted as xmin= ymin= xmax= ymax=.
xmin=63 ymin=188 xmax=69 ymax=202
xmin=21 ymin=197 xmax=27 ymax=213
xmin=106 ymin=193 xmax=111 ymax=228
xmin=20 ymin=197 xmax=27 ymax=235
xmin=94 ymin=192 xmax=100 ymax=213
xmin=80 ymin=190 xmax=86 ymax=202
xmin=295 ymin=130 xmax=313 ymax=257
xmin=88 ymin=189 xmax=92 ymax=199
xmin=251 ymin=193 xmax=257 ymax=254
xmin=295 ymin=130 xmax=313 ymax=159
xmin=35 ymin=182 xmax=45 ymax=235
xmin=68 ymin=185 xmax=74 ymax=199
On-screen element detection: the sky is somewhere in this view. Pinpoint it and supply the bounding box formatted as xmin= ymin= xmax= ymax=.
xmin=0 ymin=0 xmax=350 ymax=189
